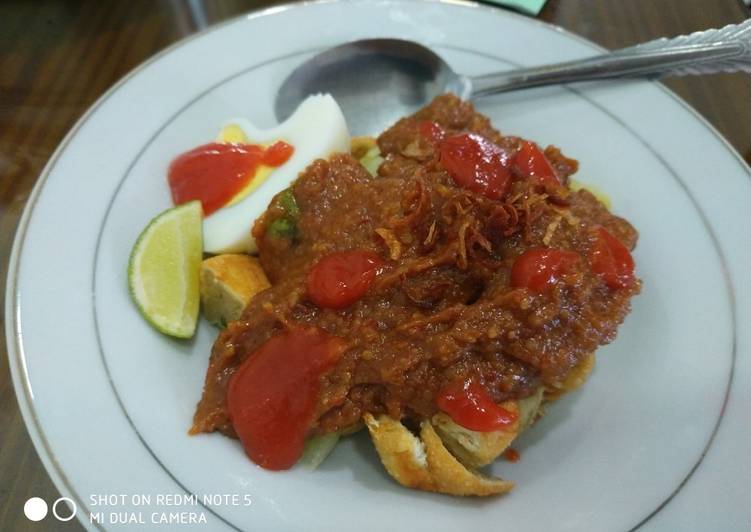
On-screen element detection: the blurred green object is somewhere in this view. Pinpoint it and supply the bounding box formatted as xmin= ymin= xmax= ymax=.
xmin=482 ymin=0 xmax=547 ymax=15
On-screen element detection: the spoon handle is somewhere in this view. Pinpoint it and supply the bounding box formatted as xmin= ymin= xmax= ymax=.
xmin=467 ymin=19 xmax=751 ymax=98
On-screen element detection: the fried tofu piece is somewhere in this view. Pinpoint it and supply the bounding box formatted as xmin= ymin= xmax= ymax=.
xmin=199 ymin=254 xmax=270 ymax=326
xmin=429 ymin=388 xmax=545 ymax=470
xmin=518 ymin=387 xmax=546 ymax=430
xmin=431 ymin=400 xmax=520 ymax=469
xmin=363 ymin=413 xmax=513 ymax=496
xmin=545 ymin=353 xmax=596 ymax=401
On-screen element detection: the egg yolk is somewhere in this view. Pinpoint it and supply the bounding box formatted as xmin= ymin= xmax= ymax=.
xmin=167 ymin=141 xmax=294 ymax=216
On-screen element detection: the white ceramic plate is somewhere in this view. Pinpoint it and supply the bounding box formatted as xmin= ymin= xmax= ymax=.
xmin=7 ymin=1 xmax=750 ymax=530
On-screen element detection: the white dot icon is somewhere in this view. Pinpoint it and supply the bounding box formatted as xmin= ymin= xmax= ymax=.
xmin=24 ymin=497 xmax=48 ymax=521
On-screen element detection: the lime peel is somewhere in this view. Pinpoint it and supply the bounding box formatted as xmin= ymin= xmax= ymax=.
xmin=128 ymin=201 xmax=203 ymax=338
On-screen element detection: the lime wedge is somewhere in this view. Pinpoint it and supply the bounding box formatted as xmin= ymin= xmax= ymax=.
xmin=128 ymin=201 xmax=203 ymax=338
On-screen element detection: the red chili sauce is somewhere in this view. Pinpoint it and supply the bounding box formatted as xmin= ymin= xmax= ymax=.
xmin=436 ymin=379 xmax=517 ymax=431
xmin=227 ymin=327 xmax=346 ymax=470
xmin=168 ymin=141 xmax=293 ymax=216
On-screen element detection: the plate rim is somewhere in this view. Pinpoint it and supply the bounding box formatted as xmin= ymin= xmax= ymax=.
xmin=5 ymin=1 xmax=750 ymax=531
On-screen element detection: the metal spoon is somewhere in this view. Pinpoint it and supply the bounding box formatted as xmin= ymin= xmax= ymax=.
xmin=275 ymin=19 xmax=751 ymax=135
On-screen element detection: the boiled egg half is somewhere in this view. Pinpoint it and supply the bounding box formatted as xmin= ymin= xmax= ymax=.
xmin=169 ymin=94 xmax=349 ymax=254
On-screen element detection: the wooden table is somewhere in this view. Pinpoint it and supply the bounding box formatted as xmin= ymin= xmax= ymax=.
xmin=1 ymin=1 xmax=749 ymax=530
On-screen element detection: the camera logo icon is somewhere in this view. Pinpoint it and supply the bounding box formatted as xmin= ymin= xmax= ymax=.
xmin=24 ymin=497 xmax=76 ymax=522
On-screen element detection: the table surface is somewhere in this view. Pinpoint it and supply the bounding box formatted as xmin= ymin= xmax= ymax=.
xmin=1 ymin=0 xmax=749 ymax=530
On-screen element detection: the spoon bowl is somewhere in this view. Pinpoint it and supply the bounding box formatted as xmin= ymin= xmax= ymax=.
xmin=275 ymin=39 xmax=465 ymax=136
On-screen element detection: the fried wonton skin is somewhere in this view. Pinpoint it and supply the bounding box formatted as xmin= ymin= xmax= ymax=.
xmin=364 ymin=413 xmax=513 ymax=496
